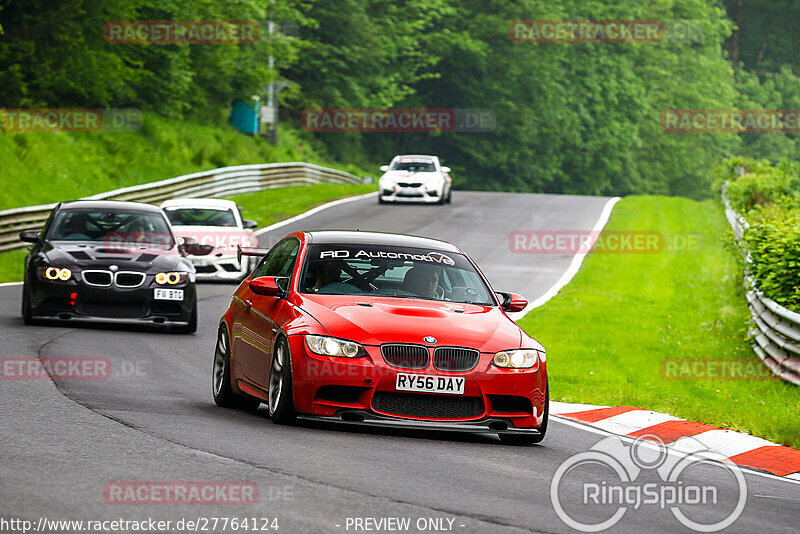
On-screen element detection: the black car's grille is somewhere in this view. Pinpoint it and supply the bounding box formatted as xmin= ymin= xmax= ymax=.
xmin=397 ymin=182 xmax=423 ymax=188
xmin=76 ymin=301 xmax=146 ymax=318
xmin=221 ymin=264 xmax=240 ymax=272
xmin=381 ymin=344 xmax=429 ymax=369
xmin=432 ymin=347 xmax=480 ymax=372
xmin=195 ymin=265 xmax=216 ymax=273
xmin=372 ymin=391 xmax=484 ymax=419
xmin=115 ymin=272 xmax=145 ymax=288
xmin=82 ymin=270 xmax=112 ymax=286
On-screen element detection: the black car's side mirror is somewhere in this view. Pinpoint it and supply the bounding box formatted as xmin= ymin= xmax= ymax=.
xmin=242 ymin=219 xmax=258 ymax=230
xmin=19 ymin=229 xmax=41 ymax=243
xmin=179 ymin=243 xmax=214 ymax=256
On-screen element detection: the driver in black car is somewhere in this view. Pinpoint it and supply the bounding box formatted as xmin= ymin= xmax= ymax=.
xmin=403 ymin=265 xmax=441 ymax=299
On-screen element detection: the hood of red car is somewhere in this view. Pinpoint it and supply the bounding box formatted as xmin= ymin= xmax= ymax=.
xmin=297 ymin=294 xmax=523 ymax=352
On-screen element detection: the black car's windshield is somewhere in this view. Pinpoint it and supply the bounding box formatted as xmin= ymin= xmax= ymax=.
xmin=391 ymin=160 xmax=436 ymax=173
xmin=163 ymin=207 xmax=238 ymax=227
xmin=301 ymin=244 xmax=495 ymax=306
xmin=48 ymin=208 xmax=175 ymax=247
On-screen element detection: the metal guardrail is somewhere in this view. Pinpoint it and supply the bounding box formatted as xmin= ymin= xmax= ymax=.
xmin=0 ymin=162 xmax=362 ymax=252
xmin=723 ymin=181 xmax=800 ymax=385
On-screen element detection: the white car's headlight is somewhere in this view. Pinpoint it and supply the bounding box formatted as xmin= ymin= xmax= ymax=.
xmin=493 ymin=349 xmax=542 ymax=369
xmin=306 ymin=335 xmax=366 ymax=358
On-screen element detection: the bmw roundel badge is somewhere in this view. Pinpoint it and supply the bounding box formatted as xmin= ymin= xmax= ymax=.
xmin=424 ymin=336 xmax=437 ymax=344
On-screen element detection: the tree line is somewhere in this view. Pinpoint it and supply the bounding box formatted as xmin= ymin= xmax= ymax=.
xmin=1 ymin=0 xmax=797 ymax=198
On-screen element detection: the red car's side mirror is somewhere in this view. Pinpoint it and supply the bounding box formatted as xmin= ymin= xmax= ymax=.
xmin=498 ymin=292 xmax=528 ymax=313
xmin=249 ymin=276 xmax=285 ymax=297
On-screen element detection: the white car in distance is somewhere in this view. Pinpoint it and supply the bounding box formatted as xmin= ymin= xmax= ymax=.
xmin=160 ymin=199 xmax=259 ymax=281
xmin=378 ymin=155 xmax=452 ymax=205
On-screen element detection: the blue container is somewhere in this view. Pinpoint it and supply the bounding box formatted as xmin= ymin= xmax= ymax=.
xmin=229 ymin=99 xmax=259 ymax=135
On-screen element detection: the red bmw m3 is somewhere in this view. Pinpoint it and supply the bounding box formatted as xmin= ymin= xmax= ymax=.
xmin=213 ymin=231 xmax=548 ymax=444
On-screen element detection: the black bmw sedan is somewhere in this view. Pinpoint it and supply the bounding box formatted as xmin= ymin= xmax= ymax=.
xmin=19 ymin=200 xmax=211 ymax=333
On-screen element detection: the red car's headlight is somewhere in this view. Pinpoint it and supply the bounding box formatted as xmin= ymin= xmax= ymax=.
xmin=493 ymin=349 xmax=542 ymax=369
xmin=306 ymin=335 xmax=366 ymax=358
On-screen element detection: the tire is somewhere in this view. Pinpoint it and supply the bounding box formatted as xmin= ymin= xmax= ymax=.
xmin=499 ymin=379 xmax=548 ymax=445
xmin=21 ymin=283 xmax=32 ymax=325
xmin=176 ymin=300 xmax=197 ymax=334
xmin=446 ymin=188 xmax=452 ymax=204
xmin=378 ymin=196 xmax=386 ymax=204
xmin=212 ymin=324 xmax=261 ymax=410
xmin=268 ymin=336 xmax=296 ymax=424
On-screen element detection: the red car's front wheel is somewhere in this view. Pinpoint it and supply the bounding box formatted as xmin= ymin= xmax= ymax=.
xmin=268 ymin=336 xmax=296 ymax=424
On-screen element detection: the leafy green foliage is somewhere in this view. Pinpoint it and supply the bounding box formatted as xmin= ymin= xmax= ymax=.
xmin=744 ymin=208 xmax=800 ymax=309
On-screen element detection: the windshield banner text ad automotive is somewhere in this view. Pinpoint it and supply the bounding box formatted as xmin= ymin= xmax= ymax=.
xmin=310 ymin=245 xmax=468 ymax=269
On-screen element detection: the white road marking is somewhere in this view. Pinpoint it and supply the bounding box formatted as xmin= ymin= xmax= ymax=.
xmin=507 ymin=195 xmax=621 ymax=321
xmin=591 ymin=410 xmax=679 ymax=435
xmin=254 ymin=192 xmax=377 ymax=237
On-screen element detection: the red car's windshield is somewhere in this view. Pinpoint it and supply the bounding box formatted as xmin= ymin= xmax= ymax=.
xmin=300 ymin=244 xmax=495 ymax=306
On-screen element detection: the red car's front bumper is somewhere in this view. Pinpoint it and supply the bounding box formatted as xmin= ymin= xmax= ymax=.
xmin=287 ymin=335 xmax=547 ymax=432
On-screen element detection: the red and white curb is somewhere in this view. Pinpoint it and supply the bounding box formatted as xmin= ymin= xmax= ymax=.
xmin=552 ymin=401 xmax=800 ymax=481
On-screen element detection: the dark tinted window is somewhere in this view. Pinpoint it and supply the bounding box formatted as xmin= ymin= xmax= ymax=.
xmin=255 ymin=238 xmax=300 ymax=279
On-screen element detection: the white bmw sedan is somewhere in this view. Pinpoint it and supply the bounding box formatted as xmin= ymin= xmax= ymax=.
xmin=378 ymin=155 xmax=453 ymax=205
xmin=161 ymin=199 xmax=259 ymax=281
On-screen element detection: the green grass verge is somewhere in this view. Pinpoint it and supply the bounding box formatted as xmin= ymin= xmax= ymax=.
xmin=0 ymin=113 xmax=369 ymax=210
xmin=231 ymin=182 xmax=374 ymax=228
xmin=0 ymin=183 xmax=374 ymax=284
xmin=518 ymin=195 xmax=800 ymax=449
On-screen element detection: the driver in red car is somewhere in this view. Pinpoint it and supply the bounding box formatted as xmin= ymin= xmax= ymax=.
xmin=403 ymin=265 xmax=440 ymax=299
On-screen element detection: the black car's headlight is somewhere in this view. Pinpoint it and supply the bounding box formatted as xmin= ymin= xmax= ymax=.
xmin=305 ymin=335 xmax=367 ymax=358
xmin=38 ymin=266 xmax=72 ymax=281
xmin=493 ymin=349 xmax=542 ymax=369
xmin=155 ymin=272 xmax=189 ymax=285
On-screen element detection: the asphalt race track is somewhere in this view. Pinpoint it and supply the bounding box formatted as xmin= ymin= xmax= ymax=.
xmin=1 ymin=191 xmax=798 ymax=533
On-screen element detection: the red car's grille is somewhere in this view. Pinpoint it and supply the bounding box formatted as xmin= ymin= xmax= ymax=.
xmin=432 ymin=347 xmax=480 ymax=372
xmin=380 ymin=344 xmax=429 ymax=369
xmin=372 ymin=391 xmax=484 ymax=419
